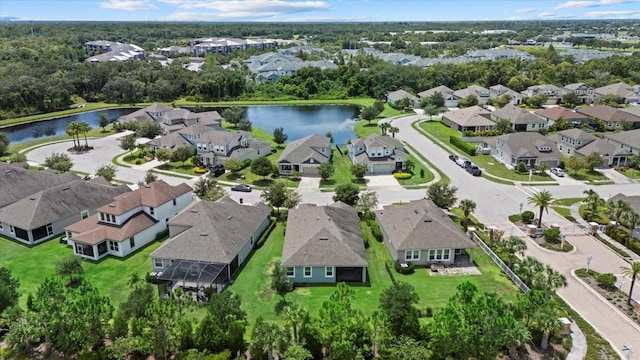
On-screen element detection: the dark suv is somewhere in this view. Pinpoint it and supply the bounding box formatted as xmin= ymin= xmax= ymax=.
xmin=209 ymin=164 xmax=225 ymax=177
xmin=466 ymin=164 xmax=482 ymax=176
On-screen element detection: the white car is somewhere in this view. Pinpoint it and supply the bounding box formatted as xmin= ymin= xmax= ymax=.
xmin=550 ymin=168 xmax=565 ymax=177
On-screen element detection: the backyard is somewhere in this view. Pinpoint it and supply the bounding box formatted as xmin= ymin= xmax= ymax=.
xmin=228 ymin=220 xmax=519 ymax=330
xmin=0 ymin=234 xmax=163 ymax=308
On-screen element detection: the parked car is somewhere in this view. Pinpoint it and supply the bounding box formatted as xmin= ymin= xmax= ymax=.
xmin=231 ymin=184 xmax=252 ymax=192
xmin=456 ymin=156 xmax=471 ymax=168
xmin=449 ymin=154 xmax=458 ymax=162
xmin=466 ymin=164 xmax=482 ymax=176
xmin=210 ymin=164 xmax=225 ymax=177
xmin=550 ymin=168 xmax=565 ymax=177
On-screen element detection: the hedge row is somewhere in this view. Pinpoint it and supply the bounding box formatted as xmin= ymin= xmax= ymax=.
xmin=449 ymin=136 xmax=476 ymax=156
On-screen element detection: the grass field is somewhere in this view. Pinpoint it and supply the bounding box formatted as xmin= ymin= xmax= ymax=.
xmin=565 ymin=168 xmax=608 ymax=181
xmin=553 ymin=198 xmax=584 ymax=207
xmin=0 ymin=234 xmax=163 ymax=308
xmin=228 ymin=220 xmax=519 ymax=332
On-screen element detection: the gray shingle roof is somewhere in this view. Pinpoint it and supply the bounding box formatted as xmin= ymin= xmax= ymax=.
xmin=0 ymin=167 xmax=79 ymax=208
xmin=443 ymin=106 xmax=494 ymax=127
xmin=0 ymin=180 xmax=129 ymax=230
xmin=282 ymin=202 xmax=367 ymax=267
xmin=498 ymin=132 xmax=559 ymax=159
xmin=375 ymin=199 xmax=476 ymax=251
xmin=576 ymin=138 xmax=629 ymax=158
xmin=604 ymin=128 xmax=640 ymax=150
xmin=386 ymin=90 xmax=418 ymax=103
xmin=492 ymin=104 xmax=546 ymax=125
xmin=578 ymin=105 xmax=640 ymax=123
xmin=557 ymin=129 xmax=598 ymax=144
xmin=610 ymin=193 xmax=640 ymax=214
xmin=151 ymin=198 xmax=271 ymax=264
xmin=454 ymin=85 xmax=490 ymax=99
xmin=277 ymin=134 xmax=331 ymax=165
xmin=417 ymin=85 xmax=455 ymax=99
xmin=148 ymin=132 xmax=192 ymax=149
xmin=351 ymin=134 xmax=403 ymax=149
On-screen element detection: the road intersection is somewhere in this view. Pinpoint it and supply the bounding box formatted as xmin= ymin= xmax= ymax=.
xmin=25 ymin=114 xmax=640 ymax=357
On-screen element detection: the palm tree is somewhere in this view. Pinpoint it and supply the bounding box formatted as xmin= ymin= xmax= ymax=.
xmin=513 ymin=256 xmax=544 ymax=288
xmin=281 ymin=302 xmax=306 ymax=343
xmin=606 ymin=199 xmax=631 ymax=228
xmin=534 ymin=303 xmax=562 ymax=350
xmin=536 ymin=162 xmax=549 ymax=175
xmin=65 ymin=122 xmax=79 ymax=149
xmin=498 ymin=235 xmax=528 ymax=269
xmin=77 ymin=121 xmax=91 ymax=148
xmin=388 ymin=126 xmax=399 ymax=138
xmin=527 ymin=190 xmax=553 ymax=228
xmin=622 ymin=211 xmax=640 ymax=238
xmin=628 ymin=154 xmax=640 ymax=176
xmin=534 ymin=265 xmax=567 ymax=299
xmin=458 ymin=199 xmax=477 ymax=229
xmin=620 ymin=262 xmax=640 ymax=305
xmin=583 ymin=189 xmax=604 ymax=221
xmin=502 ymin=316 xmax=531 ymax=360
xmin=378 ymin=122 xmax=390 ymax=136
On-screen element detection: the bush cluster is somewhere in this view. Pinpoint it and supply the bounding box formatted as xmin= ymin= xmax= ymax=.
xmin=393 ymin=172 xmax=412 ymax=179
xmin=394 ymin=261 xmax=415 ymax=275
xmin=368 ymin=219 xmax=383 ymax=242
xmin=462 ymin=129 xmax=502 ymax=137
xmin=521 ymin=211 xmax=535 ymax=224
xmin=605 ymin=224 xmax=640 ymax=256
xmin=449 ymin=136 xmax=476 ymax=156
xmin=596 ymin=273 xmax=617 ymax=290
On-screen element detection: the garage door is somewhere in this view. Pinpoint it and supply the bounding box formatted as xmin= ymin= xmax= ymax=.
xmin=336 ymin=267 xmax=363 ymax=283
xmin=302 ymin=166 xmax=319 ymax=176
xmin=372 ymin=164 xmax=394 ymax=174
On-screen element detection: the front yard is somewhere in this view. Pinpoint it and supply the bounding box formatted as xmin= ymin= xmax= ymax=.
xmin=228 ymin=220 xmax=519 ymax=330
xmin=0 ymin=234 xmax=163 ymax=307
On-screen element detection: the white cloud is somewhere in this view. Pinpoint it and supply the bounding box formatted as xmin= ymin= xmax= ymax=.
xmin=553 ymin=0 xmax=634 ymax=10
xmin=99 ymin=0 xmax=158 ymax=11
xmin=584 ymin=9 xmax=640 ymax=16
xmin=514 ymin=8 xmax=534 ymax=13
xmin=538 ymin=12 xmax=558 ymax=17
xmin=159 ymin=0 xmax=328 ymax=12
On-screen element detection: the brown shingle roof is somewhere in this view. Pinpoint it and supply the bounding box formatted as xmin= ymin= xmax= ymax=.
xmin=443 ymin=105 xmax=494 ymax=127
xmin=282 ymin=203 xmax=367 ymax=267
xmin=375 ymin=199 xmax=475 ymax=251
xmin=151 ymin=198 xmax=271 ymax=264
xmin=66 ymin=212 xmax=157 ymax=244
xmin=492 ymin=104 xmax=546 ymax=125
xmin=97 ymin=180 xmax=192 ymax=215
xmin=534 ymin=107 xmax=587 ymax=121
xmin=577 ymin=105 xmax=640 ymax=123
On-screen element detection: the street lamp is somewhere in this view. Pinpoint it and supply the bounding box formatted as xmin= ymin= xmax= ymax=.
xmin=622 ymin=345 xmax=633 ymax=360
xmin=561 ymin=234 xmax=565 ymax=250
xmin=586 ymin=255 xmax=593 ymax=272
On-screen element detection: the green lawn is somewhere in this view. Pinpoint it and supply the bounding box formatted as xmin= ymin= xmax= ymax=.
xmin=404 ymin=142 xmax=450 ymax=186
xmin=354 ymin=119 xmax=382 ymax=138
xmin=229 ymin=220 xmax=520 ymax=333
xmin=157 ymin=158 xmax=202 ymax=176
xmin=0 ymin=234 xmax=163 ymax=308
xmin=619 ymin=168 xmax=640 ymax=179
xmin=397 ymin=154 xmax=435 ymax=186
xmin=566 ymin=168 xmax=608 ymax=181
xmin=419 ymin=120 xmax=461 ymax=144
xmin=553 ymin=197 xmax=584 ymax=207
xmin=471 ymin=155 xmax=552 ymax=182
xmin=122 ymin=149 xmax=153 ymax=165
xmin=551 ymin=206 xmax=573 ymax=220
xmin=319 ymin=148 xmax=363 ymax=188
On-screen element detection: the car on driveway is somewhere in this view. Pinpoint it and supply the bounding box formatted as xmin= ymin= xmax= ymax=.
xmin=210 ymin=164 xmax=225 ymax=177
xmin=550 ymin=168 xmax=565 ymax=177
xmin=466 ymin=164 xmax=482 ymax=176
xmin=231 ymin=184 xmax=252 ymax=192
xmin=449 ymin=154 xmax=458 ymax=162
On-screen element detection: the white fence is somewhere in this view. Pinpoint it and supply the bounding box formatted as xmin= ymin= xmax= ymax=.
xmin=470 ymin=232 xmax=530 ymax=293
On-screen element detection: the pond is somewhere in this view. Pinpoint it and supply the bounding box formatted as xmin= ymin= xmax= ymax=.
xmin=3 ymin=105 xmax=359 ymax=145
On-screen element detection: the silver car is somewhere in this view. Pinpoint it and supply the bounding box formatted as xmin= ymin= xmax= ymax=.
xmin=550 ymin=168 xmax=565 ymax=177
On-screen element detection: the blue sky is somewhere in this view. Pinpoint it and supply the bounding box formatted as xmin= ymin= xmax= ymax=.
xmin=1 ymin=0 xmax=640 ymax=22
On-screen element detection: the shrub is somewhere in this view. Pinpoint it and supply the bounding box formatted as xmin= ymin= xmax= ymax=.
xmin=193 ymin=167 xmax=207 ymax=174
xmin=449 ymin=136 xmax=476 ymax=156
xmin=420 ymin=169 xmax=425 ymax=178
xmin=521 ymin=211 xmax=535 ymax=224
xmin=394 ymin=261 xmax=415 ymax=275
xmin=368 ymin=219 xmax=383 ymax=242
xmin=393 ymin=172 xmax=412 ymax=179
xmin=242 ymin=159 xmax=252 ymax=168
xmin=425 ymin=307 xmax=433 ymax=318
xmin=144 ymin=155 xmax=154 ymax=161
xmin=544 ymin=228 xmax=561 ymax=243
xmin=135 ymin=159 xmax=143 ymax=165
xmin=517 ymin=161 xmax=527 ymax=173
xmin=596 ymin=273 xmax=617 ymax=290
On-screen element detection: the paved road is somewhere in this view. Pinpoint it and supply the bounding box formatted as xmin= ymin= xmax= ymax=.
xmin=392 ymin=114 xmax=640 ymax=357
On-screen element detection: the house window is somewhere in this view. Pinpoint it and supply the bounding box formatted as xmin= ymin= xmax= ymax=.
xmin=9 ymin=225 xmax=14 ymax=234
xmin=46 ymin=224 xmax=53 ymax=236
xmin=81 ymin=210 xmax=89 ymax=219
xmin=109 ymin=241 xmax=119 ymax=252
xmin=303 ymin=266 xmax=312 ymax=278
xmin=154 ymin=258 xmax=163 ymax=268
xmin=405 ymin=250 xmax=420 ymax=261
xmin=325 ymin=266 xmax=334 ymax=277
xmin=100 ymin=213 xmax=105 ymax=221
xmin=129 ymin=237 xmax=135 ymax=248
xmin=0 ymin=223 xmax=3 ymax=230
xmin=286 ymin=267 xmax=294 ymax=277
xmin=173 ymin=199 xmax=177 ymax=206
xmin=149 ymin=207 xmax=155 ymax=215
xmin=567 ymin=149 xmax=571 ymax=154
xmin=429 ymin=249 xmax=452 ymax=261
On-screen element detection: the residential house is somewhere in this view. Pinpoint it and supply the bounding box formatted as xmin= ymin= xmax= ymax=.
xmin=442 ymin=105 xmax=495 ymax=133
xmin=118 ymin=103 xmax=222 ymax=133
xmin=151 ymin=197 xmax=271 ymax=293
xmin=489 ymin=84 xmax=524 ymax=105
xmin=454 ymin=85 xmax=491 ymax=106
xmin=417 ymin=85 xmax=459 ymax=108
xmin=521 ymin=84 xmax=565 ymax=104
xmin=491 ymin=104 xmax=547 ymax=132
xmin=621 ymin=106 xmax=640 ymax=119
xmin=604 ymin=128 xmax=640 ymax=158
xmin=563 ymin=83 xmax=596 ymax=104
xmin=64 ymin=180 xmax=193 ymax=261
xmin=347 ymin=134 xmax=407 ymax=174
xmin=190 ymin=37 xmax=277 ymax=56
xmin=556 ymin=128 xmax=631 ymax=166
xmin=277 ymin=134 xmax=332 ymax=176
xmin=534 ymin=107 xmax=590 ymax=127
xmin=0 ymin=166 xmax=79 ymax=210
xmin=577 ymin=105 xmax=640 ymax=130
xmin=385 ymin=90 xmax=418 ymax=108
xmin=148 ymin=124 xmax=216 ymax=152
xmin=488 ymin=132 xmax=561 ymax=169
xmin=0 ymin=177 xmax=129 ymax=245
xmin=84 ymin=40 xmax=144 ymax=62
xmin=282 ymin=203 xmax=368 ymax=284
xmin=609 ymin=194 xmax=640 ymax=239
xmin=595 ymin=82 xmax=640 ymax=104
xmin=243 ymin=52 xmax=337 ymax=84
xmin=197 ymin=130 xmax=271 ymax=166
xmin=374 ymin=199 xmax=476 ymax=266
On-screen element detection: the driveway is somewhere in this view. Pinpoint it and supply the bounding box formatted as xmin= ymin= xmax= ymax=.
xmin=364 ymin=174 xmax=400 ymax=189
xmin=599 ymin=168 xmax=635 ymax=184
xmin=297 ymin=176 xmax=321 ymax=193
